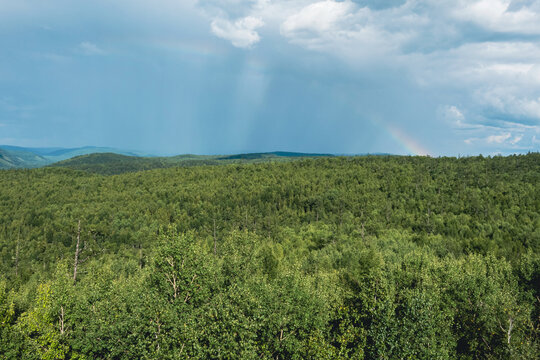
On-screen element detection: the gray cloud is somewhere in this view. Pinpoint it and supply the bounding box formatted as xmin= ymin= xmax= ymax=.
xmin=2 ymin=0 xmax=539 ymax=154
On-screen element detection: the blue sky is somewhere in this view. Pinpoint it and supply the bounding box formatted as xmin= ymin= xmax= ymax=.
xmin=1 ymin=0 xmax=539 ymax=156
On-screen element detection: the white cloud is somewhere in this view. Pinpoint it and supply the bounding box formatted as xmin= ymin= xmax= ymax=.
xmin=78 ymin=41 xmax=105 ymax=55
xmin=454 ymin=0 xmax=540 ymax=34
xmin=211 ymin=16 xmax=264 ymax=48
xmin=476 ymin=89 xmax=540 ymax=122
xmin=510 ymin=134 xmax=524 ymax=144
xmin=281 ymin=1 xmax=355 ymax=36
xmin=409 ymin=41 xmax=540 ymax=148
xmin=487 ymin=132 xmax=512 ymax=144
xmin=277 ymin=1 xmax=415 ymax=60
xmin=465 ymin=132 xmax=523 ymax=147
xmin=461 ymin=119 xmax=539 ymax=150
xmin=442 ymin=105 xmax=466 ymax=127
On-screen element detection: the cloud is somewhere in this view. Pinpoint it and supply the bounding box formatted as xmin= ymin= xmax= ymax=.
xmin=509 ymin=134 xmax=524 ymax=144
xmin=408 ymin=39 xmax=540 ymax=153
xmin=281 ymin=1 xmax=355 ymax=36
xmin=441 ymin=105 xmax=466 ymax=127
xmin=2 ymin=0 xmax=540 ymax=154
xmin=487 ymin=132 xmax=512 ymax=144
xmin=78 ymin=41 xmax=105 ymax=55
xmin=478 ymin=91 xmax=540 ymax=123
xmin=211 ymin=16 xmax=264 ymax=48
xmin=464 ymin=126 xmax=538 ymax=153
xmin=454 ymin=0 xmax=540 ymax=34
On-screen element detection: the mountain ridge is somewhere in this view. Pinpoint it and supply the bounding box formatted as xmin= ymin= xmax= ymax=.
xmin=0 ymin=145 xmax=154 ymax=169
xmin=0 ymin=148 xmax=50 ymax=169
xmin=48 ymin=151 xmax=336 ymax=174
xmin=0 ymin=146 xmax=337 ymax=172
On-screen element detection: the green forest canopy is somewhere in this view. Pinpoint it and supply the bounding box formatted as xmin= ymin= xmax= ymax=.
xmin=0 ymin=154 xmax=539 ymax=359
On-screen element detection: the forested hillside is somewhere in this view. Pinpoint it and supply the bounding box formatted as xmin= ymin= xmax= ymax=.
xmin=50 ymin=152 xmax=334 ymax=175
xmin=0 ymin=155 xmax=539 ymax=359
xmin=0 ymin=146 xmax=150 ymax=169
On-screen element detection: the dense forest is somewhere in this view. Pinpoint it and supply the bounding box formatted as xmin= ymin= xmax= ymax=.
xmin=48 ymin=152 xmax=334 ymax=175
xmin=0 ymin=154 xmax=539 ymax=359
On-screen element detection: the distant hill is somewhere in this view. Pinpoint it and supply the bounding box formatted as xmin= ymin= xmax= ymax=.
xmin=49 ymin=151 xmax=334 ymax=175
xmin=0 ymin=148 xmax=50 ymax=169
xmin=0 ymin=145 xmax=66 ymax=156
xmin=0 ymin=145 xmax=335 ymax=172
xmin=0 ymin=145 xmax=152 ymax=169
xmin=0 ymin=145 xmax=149 ymax=162
xmin=49 ymin=153 xmax=170 ymax=174
xmin=218 ymin=151 xmax=334 ymax=160
xmin=40 ymin=146 xmax=148 ymax=161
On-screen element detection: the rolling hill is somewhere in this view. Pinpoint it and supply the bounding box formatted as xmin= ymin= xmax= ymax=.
xmin=0 ymin=145 xmax=152 ymax=169
xmin=49 ymin=151 xmax=334 ymax=174
xmin=0 ymin=145 xmax=335 ymax=173
xmin=218 ymin=151 xmax=333 ymax=160
xmin=0 ymin=148 xmax=50 ymax=169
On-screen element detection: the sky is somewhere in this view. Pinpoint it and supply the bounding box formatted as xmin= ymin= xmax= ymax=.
xmin=0 ymin=0 xmax=539 ymax=156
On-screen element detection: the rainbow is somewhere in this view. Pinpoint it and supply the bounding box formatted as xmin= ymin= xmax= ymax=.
xmin=384 ymin=123 xmax=430 ymax=156
xmin=367 ymin=116 xmax=430 ymax=156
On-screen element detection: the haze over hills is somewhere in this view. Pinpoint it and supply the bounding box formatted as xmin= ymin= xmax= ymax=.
xmin=0 ymin=145 xmax=153 ymax=169
xmin=0 ymin=148 xmax=50 ymax=169
xmin=0 ymin=145 xmax=335 ymax=172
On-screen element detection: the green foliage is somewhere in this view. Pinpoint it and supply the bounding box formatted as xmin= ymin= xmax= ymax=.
xmin=17 ymin=282 xmax=70 ymax=360
xmin=0 ymin=154 xmax=539 ymax=358
xmin=49 ymin=151 xmax=333 ymax=175
xmin=0 ymin=278 xmax=24 ymax=358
